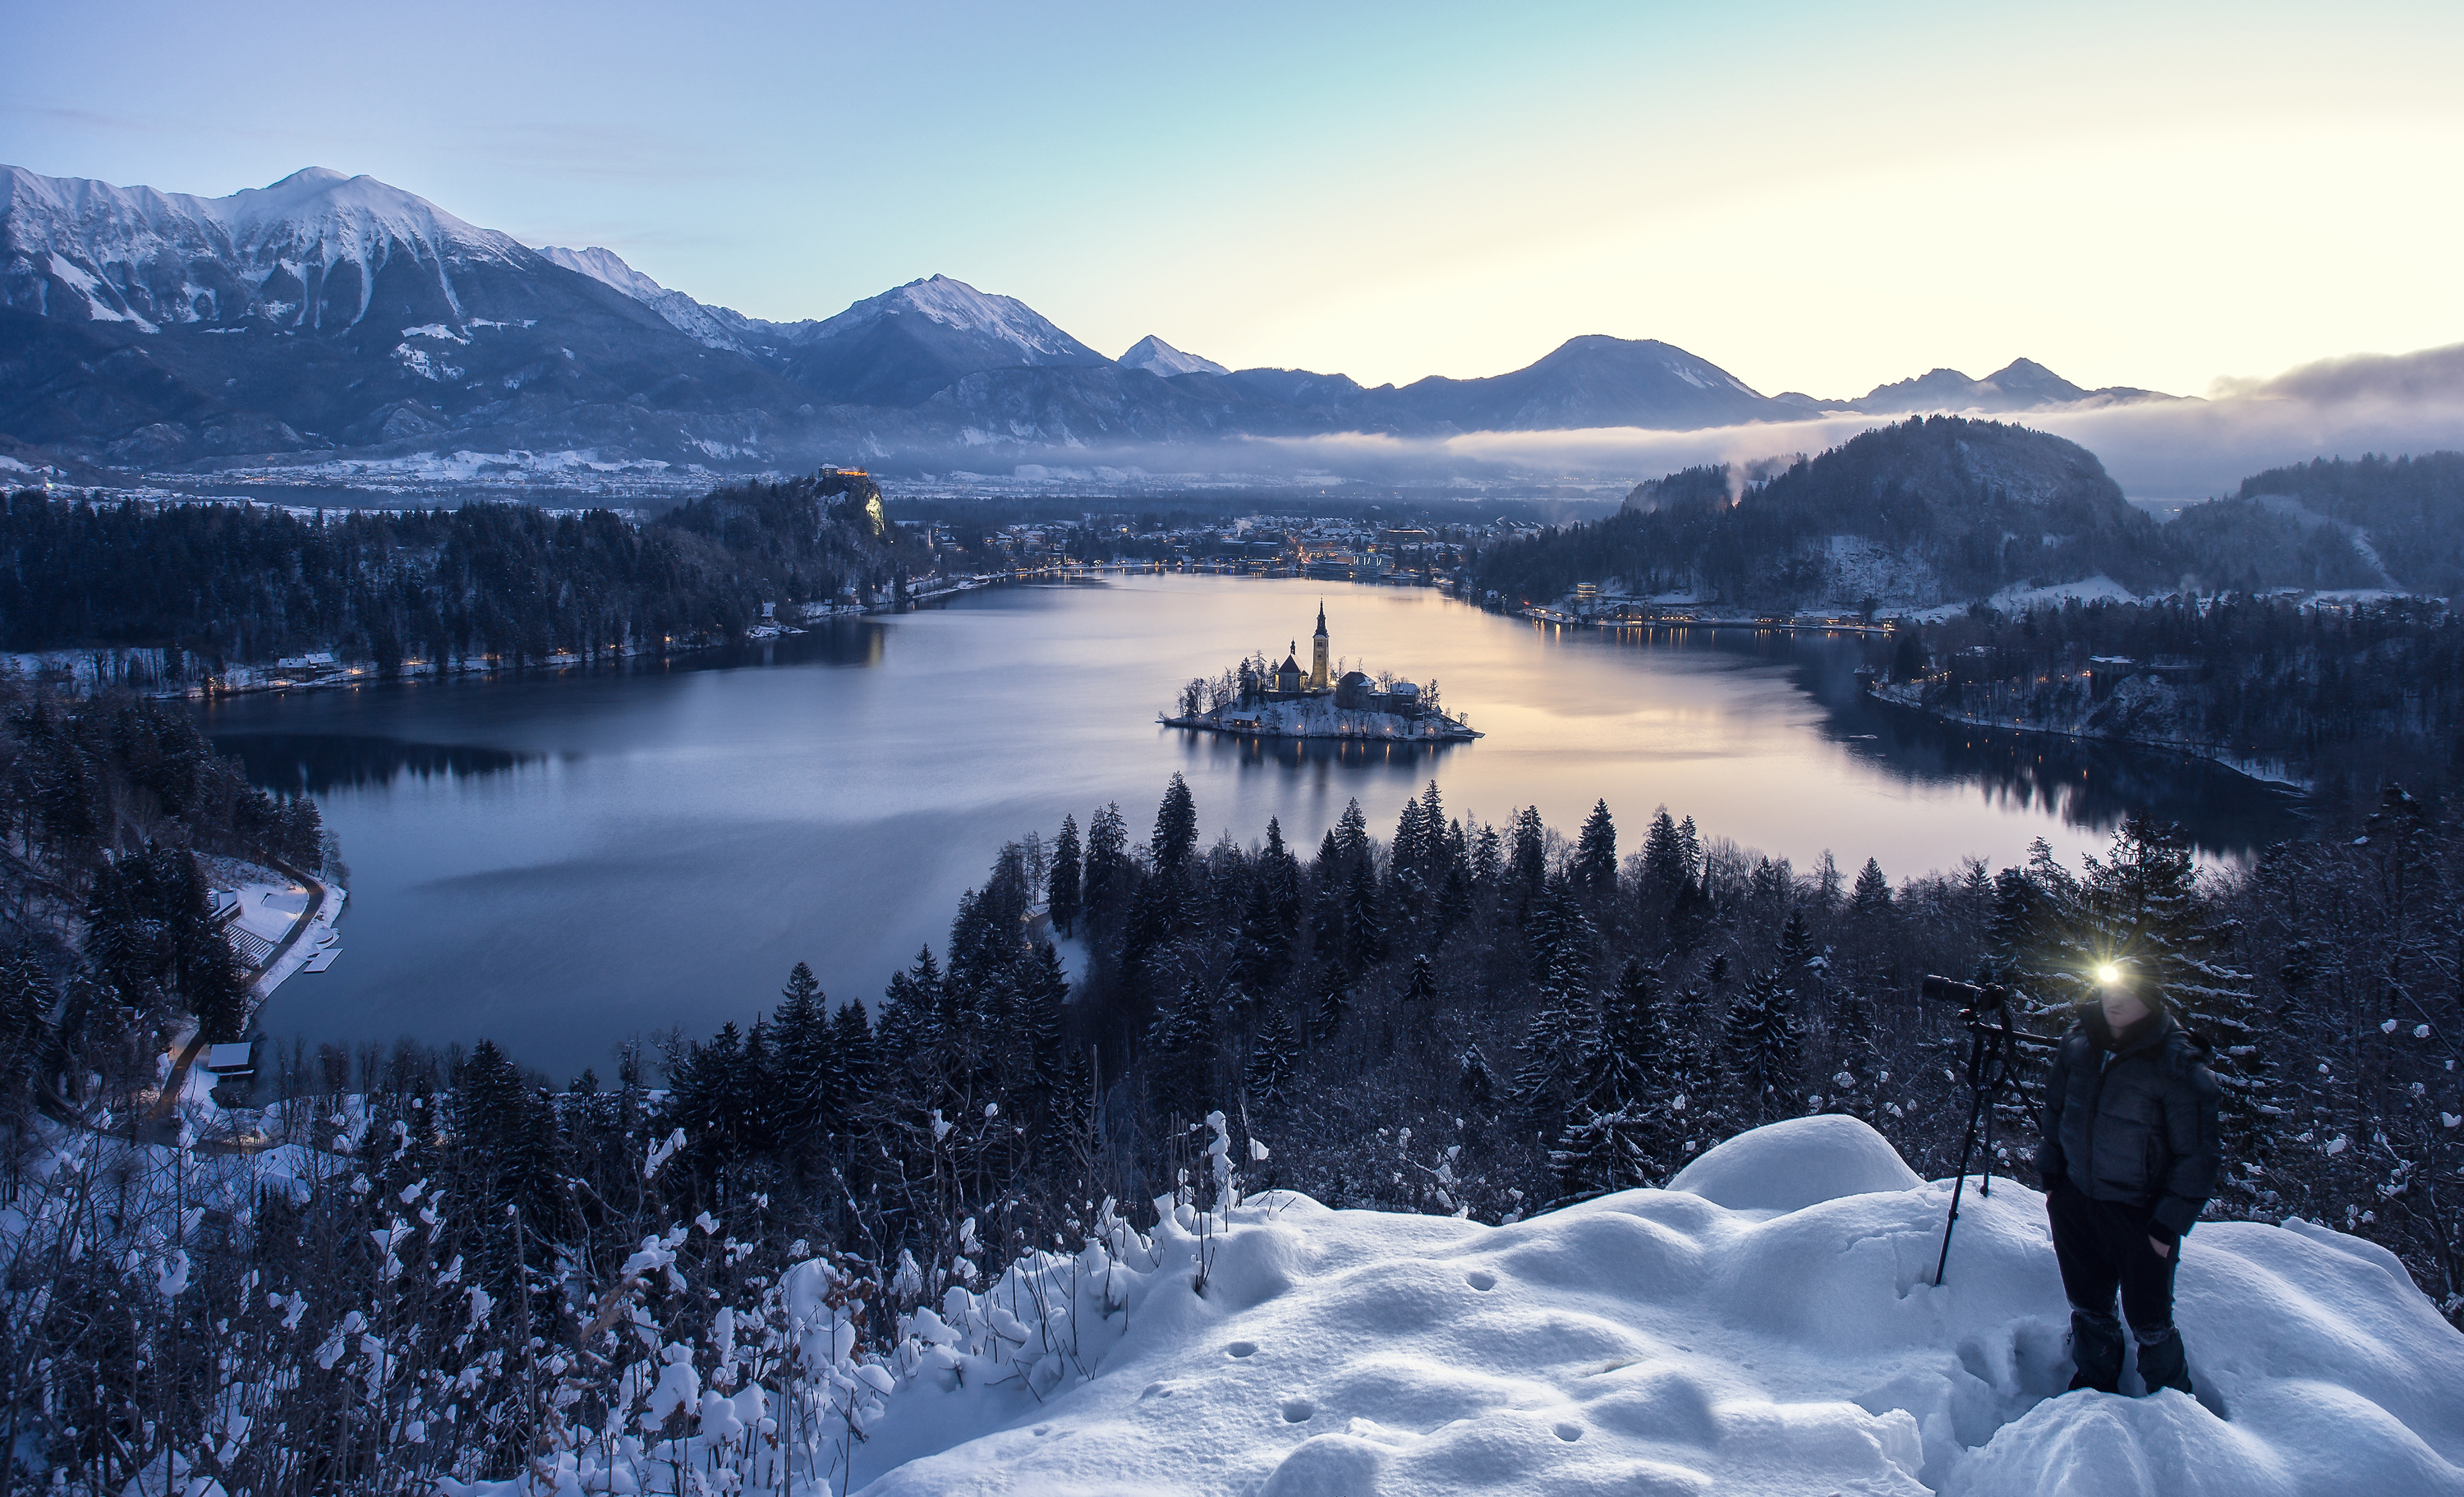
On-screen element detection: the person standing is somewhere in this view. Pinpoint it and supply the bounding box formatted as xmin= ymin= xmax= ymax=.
xmin=2035 ymin=963 xmax=2222 ymax=1396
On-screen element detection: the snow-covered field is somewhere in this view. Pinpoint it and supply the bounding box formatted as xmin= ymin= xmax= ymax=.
xmin=847 ymin=1117 xmax=2463 ymax=1496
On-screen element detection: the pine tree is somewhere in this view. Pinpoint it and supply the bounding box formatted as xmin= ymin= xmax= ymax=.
xmin=1403 ymin=954 xmax=1439 ymax=1009
xmin=453 ymin=1039 xmax=566 ymax=1279
xmin=1852 ymin=858 xmax=1895 ymax=920
xmin=1333 ymin=798 xmax=1371 ymax=869
xmin=1574 ymin=799 xmax=1618 ymax=901
xmin=774 ymin=962 xmax=838 ymax=1148
xmin=828 ymin=999 xmax=876 ymax=1120
xmin=1083 ymin=803 xmax=1130 ymax=925
xmin=1721 ymin=967 xmax=1804 ymax=1128
xmin=1505 ymin=806 xmax=1548 ymax=904
xmin=1312 ymin=967 xmax=1351 ymax=1042
xmin=1512 ymin=884 xmax=1597 ymax=1123
xmin=1639 ymin=806 xmax=1693 ymax=911
xmin=876 ymin=948 xmax=945 ymax=1066
xmin=1017 ymin=942 xmax=1070 ymax=1133
xmin=1470 ymin=822 xmax=1503 ymax=888
xmin=1341 ymin=859 xmax=1386 ymax=973
xmin=1049 ymin=813 xmax=1083 ymax=934
xmin=1245 ymin=1003 xmax=1300 ymax=1103
xmin=1551 ymin=960 xmax=1686 ymax=1202
xmin=1152 ymin=773 xmax=1198 ymax=873
xmin=1147 ymin=984 xmax=1219 ymax=1121
xmin=1459 ymin=1045 xmax=1496 ymax=1111
xmin=1235 ymin=820 xmax=1300 ymax=990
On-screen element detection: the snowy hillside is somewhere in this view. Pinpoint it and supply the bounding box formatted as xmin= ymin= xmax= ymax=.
xmin=539 ymin=243 xmax=762 ymax=352
xmin=1119 ymin=333 xmax=1230 ymax=378
xmin=834 ymin=1117 xmax=2460 ymax=1496
xmin=1 ymin=164 xmax=533 ymax=330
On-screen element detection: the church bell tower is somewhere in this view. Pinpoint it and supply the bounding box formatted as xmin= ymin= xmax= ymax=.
xmin=1309 ymin=601 xmax=1331 ymax=691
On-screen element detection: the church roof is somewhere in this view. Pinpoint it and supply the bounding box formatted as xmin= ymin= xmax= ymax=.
xmin=1277 ymin=654 xmax=1302 ymax=673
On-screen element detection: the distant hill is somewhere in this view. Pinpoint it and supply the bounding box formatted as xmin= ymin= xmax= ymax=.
xmin=1781 ymin=357 xmax=2181 ymax=416
xmin=1474 ymin=416 xmax=2164 ymax=608
xmin=2170 ymin=452 xmax=2464 ymax=599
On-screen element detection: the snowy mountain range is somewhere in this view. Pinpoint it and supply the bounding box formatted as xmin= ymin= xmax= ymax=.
xmin=0 ymin=163 xmax=2184 ymax=480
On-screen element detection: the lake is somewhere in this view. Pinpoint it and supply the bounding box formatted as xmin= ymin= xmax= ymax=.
xmin=201 ymin=575 xmax=2301 ymax=1078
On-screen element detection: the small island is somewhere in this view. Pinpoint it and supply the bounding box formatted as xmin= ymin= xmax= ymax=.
xmin=1161 ymin=602 xmax=1483 ymax=743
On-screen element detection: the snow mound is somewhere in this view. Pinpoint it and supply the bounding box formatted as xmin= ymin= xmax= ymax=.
xmin=1666 ymin=1113 xmax=1924 ymax=1211
xmin=850 ymin=1119 xmax=2464 ymax=1496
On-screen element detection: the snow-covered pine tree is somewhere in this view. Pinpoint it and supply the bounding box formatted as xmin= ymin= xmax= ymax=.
xmin=1512 ymin=883 xmax=1598 ymax=1124
xmin=1245 ymin=1002 xmax=1300 ymax=1103
xmin=1147 ymin=984 xmax=1220 ymax=1122
xmin=1459 ymin=1044 xmax=1496 ymax=1111
xmin=1550 ymin=959 xmax=1684 ymax=1202
xmin=1721 ymin=966 xmax=1804 ymax=1128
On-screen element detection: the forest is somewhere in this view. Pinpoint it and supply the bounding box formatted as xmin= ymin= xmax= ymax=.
xmin=1895 ymin=595 xmax=2464 ymax=811
xmin=0 ymin=470 xmax=917 ymax=673
xmin=0 ymin=711 xmax=2457 ymax=1492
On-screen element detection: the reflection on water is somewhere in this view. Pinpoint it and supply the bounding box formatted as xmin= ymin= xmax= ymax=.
xmin=212 ymin=733 xmax=548 ymax=794
xmin=197 ymin=576 xmax=2303 ymax=1075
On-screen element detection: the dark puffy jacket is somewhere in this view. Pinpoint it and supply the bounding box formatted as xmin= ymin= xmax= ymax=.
xmin=2035 ymin=1008 xmax=2222 ymax=1238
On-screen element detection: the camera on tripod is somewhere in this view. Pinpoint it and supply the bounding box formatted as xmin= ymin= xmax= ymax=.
xmin=1920 ymin=973 xmax=2014 ymax=1017
xmin=1918 ymin=972 xmax=2030 ymax=1287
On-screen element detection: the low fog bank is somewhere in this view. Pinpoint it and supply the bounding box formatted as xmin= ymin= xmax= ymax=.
xmin=942 ymin=342 xmax=2464 ymax=503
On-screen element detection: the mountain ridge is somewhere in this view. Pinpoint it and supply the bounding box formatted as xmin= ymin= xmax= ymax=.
xmin=2 ymin=163 xmax=2187 ymax=479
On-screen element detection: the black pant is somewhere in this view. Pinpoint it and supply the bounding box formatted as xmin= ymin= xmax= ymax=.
xmin=2048 ymin=1178 xmax=2191 ymax=1394
xmin=2046 ymin=1178 xmax=2178 ymax=1331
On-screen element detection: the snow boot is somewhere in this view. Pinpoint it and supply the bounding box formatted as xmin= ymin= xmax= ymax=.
xmin=2135 ymin=1323 xmax=2193 ymax=1396
xmin=2066 ymin=1308 xmax=2125 ymax=1394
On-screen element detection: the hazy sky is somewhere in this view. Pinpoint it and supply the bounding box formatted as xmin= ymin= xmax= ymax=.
xmin=9 ymin=1 xmax=2461 ymax=397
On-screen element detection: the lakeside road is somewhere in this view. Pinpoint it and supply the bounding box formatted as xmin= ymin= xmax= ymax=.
xmin=146 ymin=864 xmax=341 ymax=1132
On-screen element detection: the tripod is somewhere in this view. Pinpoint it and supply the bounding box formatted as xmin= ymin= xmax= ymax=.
xmin=1919 ymin=976 xmax=2025 ymax=1287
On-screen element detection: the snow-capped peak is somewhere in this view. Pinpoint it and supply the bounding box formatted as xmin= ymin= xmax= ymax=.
xmin=2 ymin=163 xmax=531 ymax=332
xmin=540 ymin=245 xmax=669 ymax=301
xmin=810 ymin=273 xmax=1101 ymax=361
xmin=1118 ymin=334 xmax=1230 ymax=379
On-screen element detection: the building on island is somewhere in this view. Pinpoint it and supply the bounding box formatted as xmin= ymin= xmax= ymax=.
xmin=1171 ymin=604 xmax=1478 ymax=743
xmin=1310 ymin=601 xmax=1331 ymax=691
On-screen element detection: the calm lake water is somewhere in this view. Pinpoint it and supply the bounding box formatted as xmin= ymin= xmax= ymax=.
xmin=202 ymin=575 xmax=2301 ymax=1077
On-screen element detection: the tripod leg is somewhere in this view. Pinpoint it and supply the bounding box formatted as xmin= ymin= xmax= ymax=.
xmin=1933 ymin=1088 xmax=1988 ymax=1287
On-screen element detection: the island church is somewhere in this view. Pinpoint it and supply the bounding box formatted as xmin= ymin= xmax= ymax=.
xmin=1242 ymin=604 xmax=1425 ymax=716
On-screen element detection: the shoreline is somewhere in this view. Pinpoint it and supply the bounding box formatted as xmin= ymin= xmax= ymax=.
xmin=1861 ymin=680 xmax=2311 ymax=794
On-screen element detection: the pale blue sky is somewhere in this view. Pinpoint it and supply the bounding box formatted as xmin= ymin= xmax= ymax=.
xmin=8 ymin=1 xmax=2460 ymax=397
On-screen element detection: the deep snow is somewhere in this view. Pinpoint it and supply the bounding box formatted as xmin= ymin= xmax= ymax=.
xmin=847 ymin=1117 xmax=2464 ymax=1496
